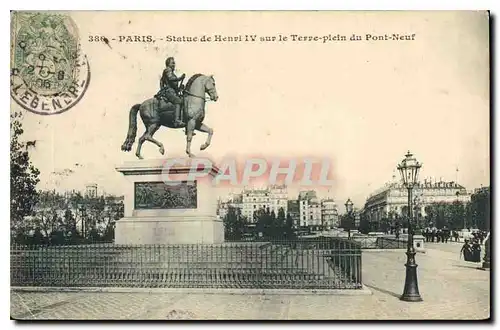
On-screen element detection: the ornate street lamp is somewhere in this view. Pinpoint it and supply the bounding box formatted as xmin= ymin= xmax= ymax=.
xmin=397 ymin=151 xmax=423 ymax=302
xmin=344 ymin=198 xmax=354 ymax=238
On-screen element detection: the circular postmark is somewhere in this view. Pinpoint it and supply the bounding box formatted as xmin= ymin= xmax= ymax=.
xmin=10 ymin=12 xmax=90 ymax=115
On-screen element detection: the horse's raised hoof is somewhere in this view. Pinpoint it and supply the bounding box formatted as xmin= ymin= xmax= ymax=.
xmin=200 ymin=143 xmax=209 ymax=151
xmin=186 ymin=150 xmax=195 ymax=158
xmin=136 ymin=153 xmax=143 ymax=160
xmin=159 ymin=147 xmax=165 ymax=155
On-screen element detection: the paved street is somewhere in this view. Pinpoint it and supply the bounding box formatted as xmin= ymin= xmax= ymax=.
xmin=11 ymin=242 xmax=490 ymax=320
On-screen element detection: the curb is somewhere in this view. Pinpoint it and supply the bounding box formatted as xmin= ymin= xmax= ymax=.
xmin=11 ymin=285 xmax=373 ymax=296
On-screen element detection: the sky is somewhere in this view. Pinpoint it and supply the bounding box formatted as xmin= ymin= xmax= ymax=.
xmin=12 ymin=11 xmax=490 ymax=208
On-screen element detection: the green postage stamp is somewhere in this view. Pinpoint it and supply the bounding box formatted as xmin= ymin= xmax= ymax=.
xmin=10 ymin=12 xmax=90 ymax=115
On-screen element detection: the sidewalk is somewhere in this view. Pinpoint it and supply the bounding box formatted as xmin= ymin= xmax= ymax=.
xmin=11 ymin=245 xmax=490 ymax=320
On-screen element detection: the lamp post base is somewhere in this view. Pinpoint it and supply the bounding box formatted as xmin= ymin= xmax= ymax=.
xmin=400 ymin=292 xmax=423 ymax=302
xmin=400 ymin=251 xmax=423 ymax=302
xmin=481 ymin=261 xmax=490 ymax=270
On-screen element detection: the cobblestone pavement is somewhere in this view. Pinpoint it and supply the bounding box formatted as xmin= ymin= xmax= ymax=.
xmin=11 ymin=245 xmax=490 ymax=320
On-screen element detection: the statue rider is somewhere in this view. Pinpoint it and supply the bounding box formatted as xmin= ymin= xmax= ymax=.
xmin=156 ymin=57 xmax=185 ymax=127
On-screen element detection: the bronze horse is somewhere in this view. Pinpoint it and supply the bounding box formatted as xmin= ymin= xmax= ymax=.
xmin=121 ymin=74 xmax=218 ymax=158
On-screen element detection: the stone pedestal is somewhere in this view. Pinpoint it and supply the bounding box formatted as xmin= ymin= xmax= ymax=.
xmin=413 ymin=235 xmax=425 ymax=252
xmin=400 ymin=234 xmax=425 ymax=253
xmin=114 ymin=158 xmax=224 ymax=244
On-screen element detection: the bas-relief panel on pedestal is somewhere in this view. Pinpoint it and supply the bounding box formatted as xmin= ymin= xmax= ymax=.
xmin=134 ymin=181 xmax=197 ymax=209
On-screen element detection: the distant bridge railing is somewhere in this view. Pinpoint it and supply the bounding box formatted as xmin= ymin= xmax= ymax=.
xmin=11 ymin=238 xmax=362 ymax=290
xmin=349 ymin=236 xmax=407 ymax=249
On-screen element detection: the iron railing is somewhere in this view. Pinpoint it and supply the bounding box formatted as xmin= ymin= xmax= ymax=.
xmin=10 ymin=238 xmax=362 ymax=289
xmin=350 ymin=236 xmax=407 ymax=249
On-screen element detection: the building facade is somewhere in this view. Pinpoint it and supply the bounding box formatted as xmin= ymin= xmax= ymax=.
xmin=219 ymin=185 xmax=288 ymax=222
xmin=287 ymin=200 xmax=300 ymax=228
xmin=363 ymin=177 xmax=471 ymax=230
xmin=269 ymin=185 xmax=288 ymax=217
xmin=298 ymin=191 xmax=322 ymax=229
xmin=85 ymin=184 xmax=98 ymax=198
xmin=241 ymin=188 xmax=270 ymax=221
xmin=321 ymin=199 xmax=339 ymax=229
xmin=217 ymin=194 xmax=243 ymax=219
xmin=216 ymin=187 xmax=340 ymax=230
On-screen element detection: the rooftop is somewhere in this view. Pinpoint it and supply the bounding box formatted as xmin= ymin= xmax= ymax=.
xmin=367 ymin=178 xmax=467 ymax=200
xmin=298 ymin=190 xmax=317 ymax=200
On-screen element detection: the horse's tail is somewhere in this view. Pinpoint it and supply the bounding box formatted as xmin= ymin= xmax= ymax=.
xmin=121 ymin=104 xmax=141 ymax=152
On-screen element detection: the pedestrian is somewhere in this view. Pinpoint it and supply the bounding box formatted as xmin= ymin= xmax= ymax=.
xmin=479 ymin=231 xmax=485 ymax=245
xmin=460 ymin=239 xmax=472 ymax=261
xmin=471 ymin=239 xmax=482 ymax=262
xmin=443 ymin=226 xmax=450 ymax=243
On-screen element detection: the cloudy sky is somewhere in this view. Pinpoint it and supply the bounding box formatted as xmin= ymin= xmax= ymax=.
xmin=13 ymin=11 xmax=490 ymax=207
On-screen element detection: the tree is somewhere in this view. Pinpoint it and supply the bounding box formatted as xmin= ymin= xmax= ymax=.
xmin=448 ymin=201 xmax=465 ymax=230
xmin=275 ymin=208 xmax=286 ymax=238
xmin=101 ymin=200 xmax=124 ymax=241
xmin=76 ymin=194 xmax=106 ymax=239
xmin=424 ymin=202 xmax=465 ymax=230
xmin=424 ymin=205 xmax=436 ymax=227
xmin=471 ymin=188 xmax=490 ymax=230
xmin=358 ymin=213 xmax=370 ymax=234
xmin=434 ymin=203 xmax=448 ymax=228
xmin=223 ymin=206 xmax=246 ymax=240
xmin=285 ymin=213 xmax=295 ymax=238
xmin=88 ymin=227 xmax=100 ymax=242
xmin=464 ymin=202 xmax=474 ymax=230
xmin=255 ymin=207 xmax=268 ymax=237
xmin=90 ymin=195 xmax=106 ymax=233
xmin=380 ymin=217 xmax=390 ymax=233
xmin=32 ymin=228 xmax=45 ymax=245
xmin=62 ymin=208 xmax=78 ymax=241
xmin=26 ymin=188 xmax=124 ymax=244
xmin=340 ymin=213 xmax=355 ymax=236
xmin=254 ymin=207 xmax=286 ymax=239
xmin=268 ymin=210 xmax=278 ymax=237
xmin=10 ymin=112 xmax=40 ymax=241
xmin=33 ymin=191 xmax=64 ymax=238
xmin=49 ymin=213 xmax=66 ymax=245
xmin=401 ymin=206 xmax=409 ymax=218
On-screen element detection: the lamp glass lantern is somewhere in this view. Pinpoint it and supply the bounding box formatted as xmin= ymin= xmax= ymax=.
xmin=397 ymin=151 xmax=422 ymax=188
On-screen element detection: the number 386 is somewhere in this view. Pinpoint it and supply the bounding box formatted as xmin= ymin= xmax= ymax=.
xmin=88 ymin=35 xmax=106 ymax=42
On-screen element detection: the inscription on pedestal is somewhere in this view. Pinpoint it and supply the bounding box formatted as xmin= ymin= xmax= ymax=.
xmin=134 ymin=181 xmax=197 ymax=209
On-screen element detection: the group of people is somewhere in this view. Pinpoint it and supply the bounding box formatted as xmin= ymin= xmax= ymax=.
xmin=469 ymin=230 xmax=489 ymax=245
xmin=422 ymin=227 xmax=489 ymax=245
xmin=460 ymin=238 xmax=484 ymax=263
xmin=422 ymin=226 xmax=454 ymax=243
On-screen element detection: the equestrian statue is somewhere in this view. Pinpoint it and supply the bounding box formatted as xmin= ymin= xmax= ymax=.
xmin=121 ymin=57 xmax=219 ymax=158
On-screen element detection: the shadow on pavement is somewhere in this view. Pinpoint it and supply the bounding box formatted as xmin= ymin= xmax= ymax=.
xmin=453 ymin=263 xmax=483 ymax=270
xmin=363 ymin=284 xmax=400 ymax=299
